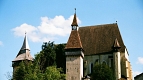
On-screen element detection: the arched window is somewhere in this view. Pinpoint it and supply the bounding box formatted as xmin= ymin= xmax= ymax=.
xmin=89 ymin=63 xmax=93 ymax=74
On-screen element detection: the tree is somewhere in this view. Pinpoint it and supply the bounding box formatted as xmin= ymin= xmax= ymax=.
xmin=43 ymin=66 xmax=65 ymax=80
xmin=55 ymin=44 xmax=66 ymax=73
xmin=35 ymin=41 xmax=56 ymax=72
xmin=91 ymin=63 xmax=115 ymax=80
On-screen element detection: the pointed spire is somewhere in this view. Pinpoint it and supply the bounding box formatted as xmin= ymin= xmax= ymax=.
xmin=12 ymin=33 xmax=33 ymax=62
xmin=113 ymin=38 xmax=121 ymax=51
xmin=71 ymin=8 xmax=78 ymax=29
xmin=21 ymin=33 xmax=30 ymax=50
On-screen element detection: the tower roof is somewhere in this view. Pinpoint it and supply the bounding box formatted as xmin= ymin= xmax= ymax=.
xmin=113 ymin=38 xmax=121 ymax=48
xmin=65 ymin=30 xmax=83 ymax=49
xmin=71 ymin=10 xmax=78 ymax=26
xmin=13 ymin=34 xmax=33 ymax=62
xmin=21 ymin=33 xmax=30 ymax=50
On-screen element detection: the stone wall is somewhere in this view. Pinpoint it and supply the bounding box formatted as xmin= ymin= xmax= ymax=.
xmin=66 ymin=55 xmax=83 ymax=80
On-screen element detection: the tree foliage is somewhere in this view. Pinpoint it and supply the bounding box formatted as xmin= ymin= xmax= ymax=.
xmin=35 ymin=41 xmax=56 ymax=72
xmin=55 ymin=44 xmax=66 ymax=73
xmin=91 ymin=63 xmax=115 ymax=80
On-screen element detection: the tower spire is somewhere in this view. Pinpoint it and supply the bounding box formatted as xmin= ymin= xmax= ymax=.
xmin=71 ymin=8 xmax=78 ymax=30
xmin=12 ymin=33 xmax=33 ymax=62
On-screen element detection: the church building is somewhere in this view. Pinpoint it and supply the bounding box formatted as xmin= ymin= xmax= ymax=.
xmin=65 ymin=11 xmax=133 ymax=80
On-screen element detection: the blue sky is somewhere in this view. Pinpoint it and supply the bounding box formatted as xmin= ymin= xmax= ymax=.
xmin=0 ymin=0 xmax=143 ymax=80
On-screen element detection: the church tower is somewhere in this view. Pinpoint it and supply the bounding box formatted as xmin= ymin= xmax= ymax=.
xmin=65 ymin=9 xmax=84 ymax=80
xmin=12 ymin=33 xmax=33 ymax=72
xmin=113 ymin=38 xmax=121 ymax=80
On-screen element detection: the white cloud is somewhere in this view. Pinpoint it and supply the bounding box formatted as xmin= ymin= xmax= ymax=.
xmin=12 ymin=15 xmax=81 ymax=42
xmin=133 ymin=71 xmax=142 ymax=77
xmin=137 ymin=57 xmax=143 ymax=65
xmin=0 ymin=41 xmax=3 ymax=46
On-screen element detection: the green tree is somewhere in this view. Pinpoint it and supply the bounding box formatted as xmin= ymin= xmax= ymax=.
xmin=35 ymin=41 xmax=56 ymax=72
xmin=91 ymin=63 xmax=115 ymax=80
xmin=43 ymin=66 xmax=65 ymax=80
xmin=55 ymin=44 xmax=66 ymax=73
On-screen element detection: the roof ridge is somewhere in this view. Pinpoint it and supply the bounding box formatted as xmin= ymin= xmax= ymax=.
xmin=79 ymin=23 xmax=117 ymax=28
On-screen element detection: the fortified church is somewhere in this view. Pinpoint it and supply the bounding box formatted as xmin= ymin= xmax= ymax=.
xmin=12 ymin=11 xmax=133 ymax=80
xmin=65 ymin=11 xmax=133 ymax=80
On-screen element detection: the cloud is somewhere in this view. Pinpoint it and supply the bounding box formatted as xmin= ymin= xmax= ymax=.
xmin=0 ymin=41 xmax=3 ymax=46
xmin=137 ymin=57 xmax=143 ymax=64
xmin=133 ymin=71 xmax=142 ymax=77
xmin=12 ymin=15 xmax=81 ymax=42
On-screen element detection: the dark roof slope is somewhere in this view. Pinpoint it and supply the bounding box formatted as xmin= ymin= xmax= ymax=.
xmin=65 ymin=30 xmax=82 ymax=49
xmin=78 ymin=23 xmax=125 ymax=55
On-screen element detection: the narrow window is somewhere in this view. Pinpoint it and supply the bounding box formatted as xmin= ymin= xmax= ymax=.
xmin=91 ymin=63 xmax=93 ymax=73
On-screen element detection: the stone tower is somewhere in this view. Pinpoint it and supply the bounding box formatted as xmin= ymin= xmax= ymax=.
xmin=12 ymin=33 xmax=33 ymax=73
xmin=65 ymin=11 xmax=84 ymax=80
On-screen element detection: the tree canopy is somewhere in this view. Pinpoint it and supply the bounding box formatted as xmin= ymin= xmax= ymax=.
xmin=91 ymin=63 xmax=115 ymax=80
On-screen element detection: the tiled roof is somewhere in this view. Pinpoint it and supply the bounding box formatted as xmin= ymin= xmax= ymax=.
xmin=71 ymin=13 xmax=78 ymax=26
xmin=13 ymin=50 xmax=33 ymax=61
xmin=78 ymin=23 xmax=125 ymax=55
xmin=65 ymin=30 xmax=82 ymax=49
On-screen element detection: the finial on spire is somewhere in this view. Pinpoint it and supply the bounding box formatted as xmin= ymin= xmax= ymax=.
xmin=25 ymin=31 xmax=27 ymax=35
xmin=75 ymin=8 xmax=76 ymax=14
xmin=71 ymin=8 xmax=78 ymax=30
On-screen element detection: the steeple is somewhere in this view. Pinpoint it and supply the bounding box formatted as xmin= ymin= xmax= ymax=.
xmin=12 ymin=33 xmax=33 ymax=62
xmin=71 ymin=8 xmax=78 ymax=30
xmin=65 ymin=8 xmax=83 ymax=50
xmin=21 ymin=32 xmax=30 ymax=50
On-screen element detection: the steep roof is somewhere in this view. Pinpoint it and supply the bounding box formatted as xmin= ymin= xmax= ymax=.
xmin=13 ymin=35 xmax=33 ymax=61
xmin=65 ymin=30 xmax=83 ymax=49
xmin=71 ymin=13 xmax=78 ymax=26
xmin=78 ymin=23 xmax=125 ymax=55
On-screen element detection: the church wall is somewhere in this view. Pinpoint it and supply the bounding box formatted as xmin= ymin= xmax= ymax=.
xmin=125 ymin=48 xmax=129 ymax=61
xmin=120 ymin=52 xmax=127 ymax=78
xmin=83 ymin=54 xmax=113 ymax=76
xmin=120 ymin=50 xmax=133 ymax=80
